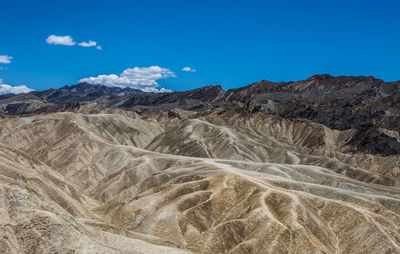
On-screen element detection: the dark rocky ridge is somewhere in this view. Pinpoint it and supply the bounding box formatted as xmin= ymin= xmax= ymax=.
xmin=32 ymin=82 xmax=146 ymax=104
xmin=221 ymin=74 xmax=400 ymax=104
xmin=218 ymin=74 xmax=400 ymax=156
xmin=0 ymin=83 xmax=225 ymax=114
xmin=1 ymin=74 xmax=400 ymax=156
xmin=119 ymin=85 xmax=225 ymax=110
xmin=346 ymin=123 xmax=400 ymax=156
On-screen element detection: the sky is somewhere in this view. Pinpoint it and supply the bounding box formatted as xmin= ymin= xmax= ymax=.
xmin=0 ymin=0 xmax=399 ymax=93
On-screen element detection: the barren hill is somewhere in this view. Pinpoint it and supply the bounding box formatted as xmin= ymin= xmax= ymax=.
xmin=0 ymin=100 xmax=399 ymax=253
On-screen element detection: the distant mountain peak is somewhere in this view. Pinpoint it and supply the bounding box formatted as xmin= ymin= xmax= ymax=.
xmin=308 ymin=74 xmax=334 ymax=80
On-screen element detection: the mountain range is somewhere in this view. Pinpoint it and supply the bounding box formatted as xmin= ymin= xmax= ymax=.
xmin=0 ymin=75 xmax=399 ymax=253
xmin=2 ymin=74 xmax=400 ymax=156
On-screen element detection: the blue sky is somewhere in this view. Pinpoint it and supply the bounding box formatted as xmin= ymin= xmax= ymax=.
xmin=0 ymin=0 xmax=399 ymax=92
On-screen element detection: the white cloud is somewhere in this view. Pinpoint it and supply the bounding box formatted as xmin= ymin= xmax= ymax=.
xmin=46 ymin=35 xmax=76 ymax=46
xmin=0 ymin=79 xmax=34 ymax=95
xmin=79 ymin=66 xmax=175 ymax=92
xmin=182 ymin=66 xmax=196 ymax=72
xmin=0 ymin=55 xmax=12 ymax=64
xmin=78 ymin=40 xmax=96 ymax=47
xmin=159 ymin=88 xmax=173 ymax=93
xmin=46 ymin=36 xmax=102 ymax=49
xmin=78 ymin=40 xmax=102 ymax=50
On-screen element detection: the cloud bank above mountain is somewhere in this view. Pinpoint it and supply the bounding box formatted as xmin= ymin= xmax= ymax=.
xmin=0 ymin=79 xmax=34 ymax=95
xmin=79 ymin=66 xmax=175 ymax=92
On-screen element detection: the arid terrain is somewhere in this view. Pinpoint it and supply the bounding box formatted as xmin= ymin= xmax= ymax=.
xmin=0 ymin=75 xmax=400 ymax=253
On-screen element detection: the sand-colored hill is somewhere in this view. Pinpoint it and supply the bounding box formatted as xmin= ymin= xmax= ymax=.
xmin=0 ymin=105 xmax=399 ymax=253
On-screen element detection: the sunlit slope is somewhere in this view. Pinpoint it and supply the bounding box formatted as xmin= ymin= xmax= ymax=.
xmin=0 ymin=143 xmax=190 ymax=253
xmin=146 ymin=106 xmax=400 ymax=186
xmin=0 ymin=108 xmax=399 ymax=253
xmin=0 ymin=112 xmax=163 ymax=190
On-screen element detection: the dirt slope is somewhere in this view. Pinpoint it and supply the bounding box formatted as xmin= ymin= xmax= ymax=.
xmin=0 ymin=106 xmax=399 ymax=253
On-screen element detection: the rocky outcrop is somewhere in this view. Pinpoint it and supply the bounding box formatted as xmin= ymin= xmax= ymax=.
xmin=216 ymin=75 xmax=400 ymax=156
